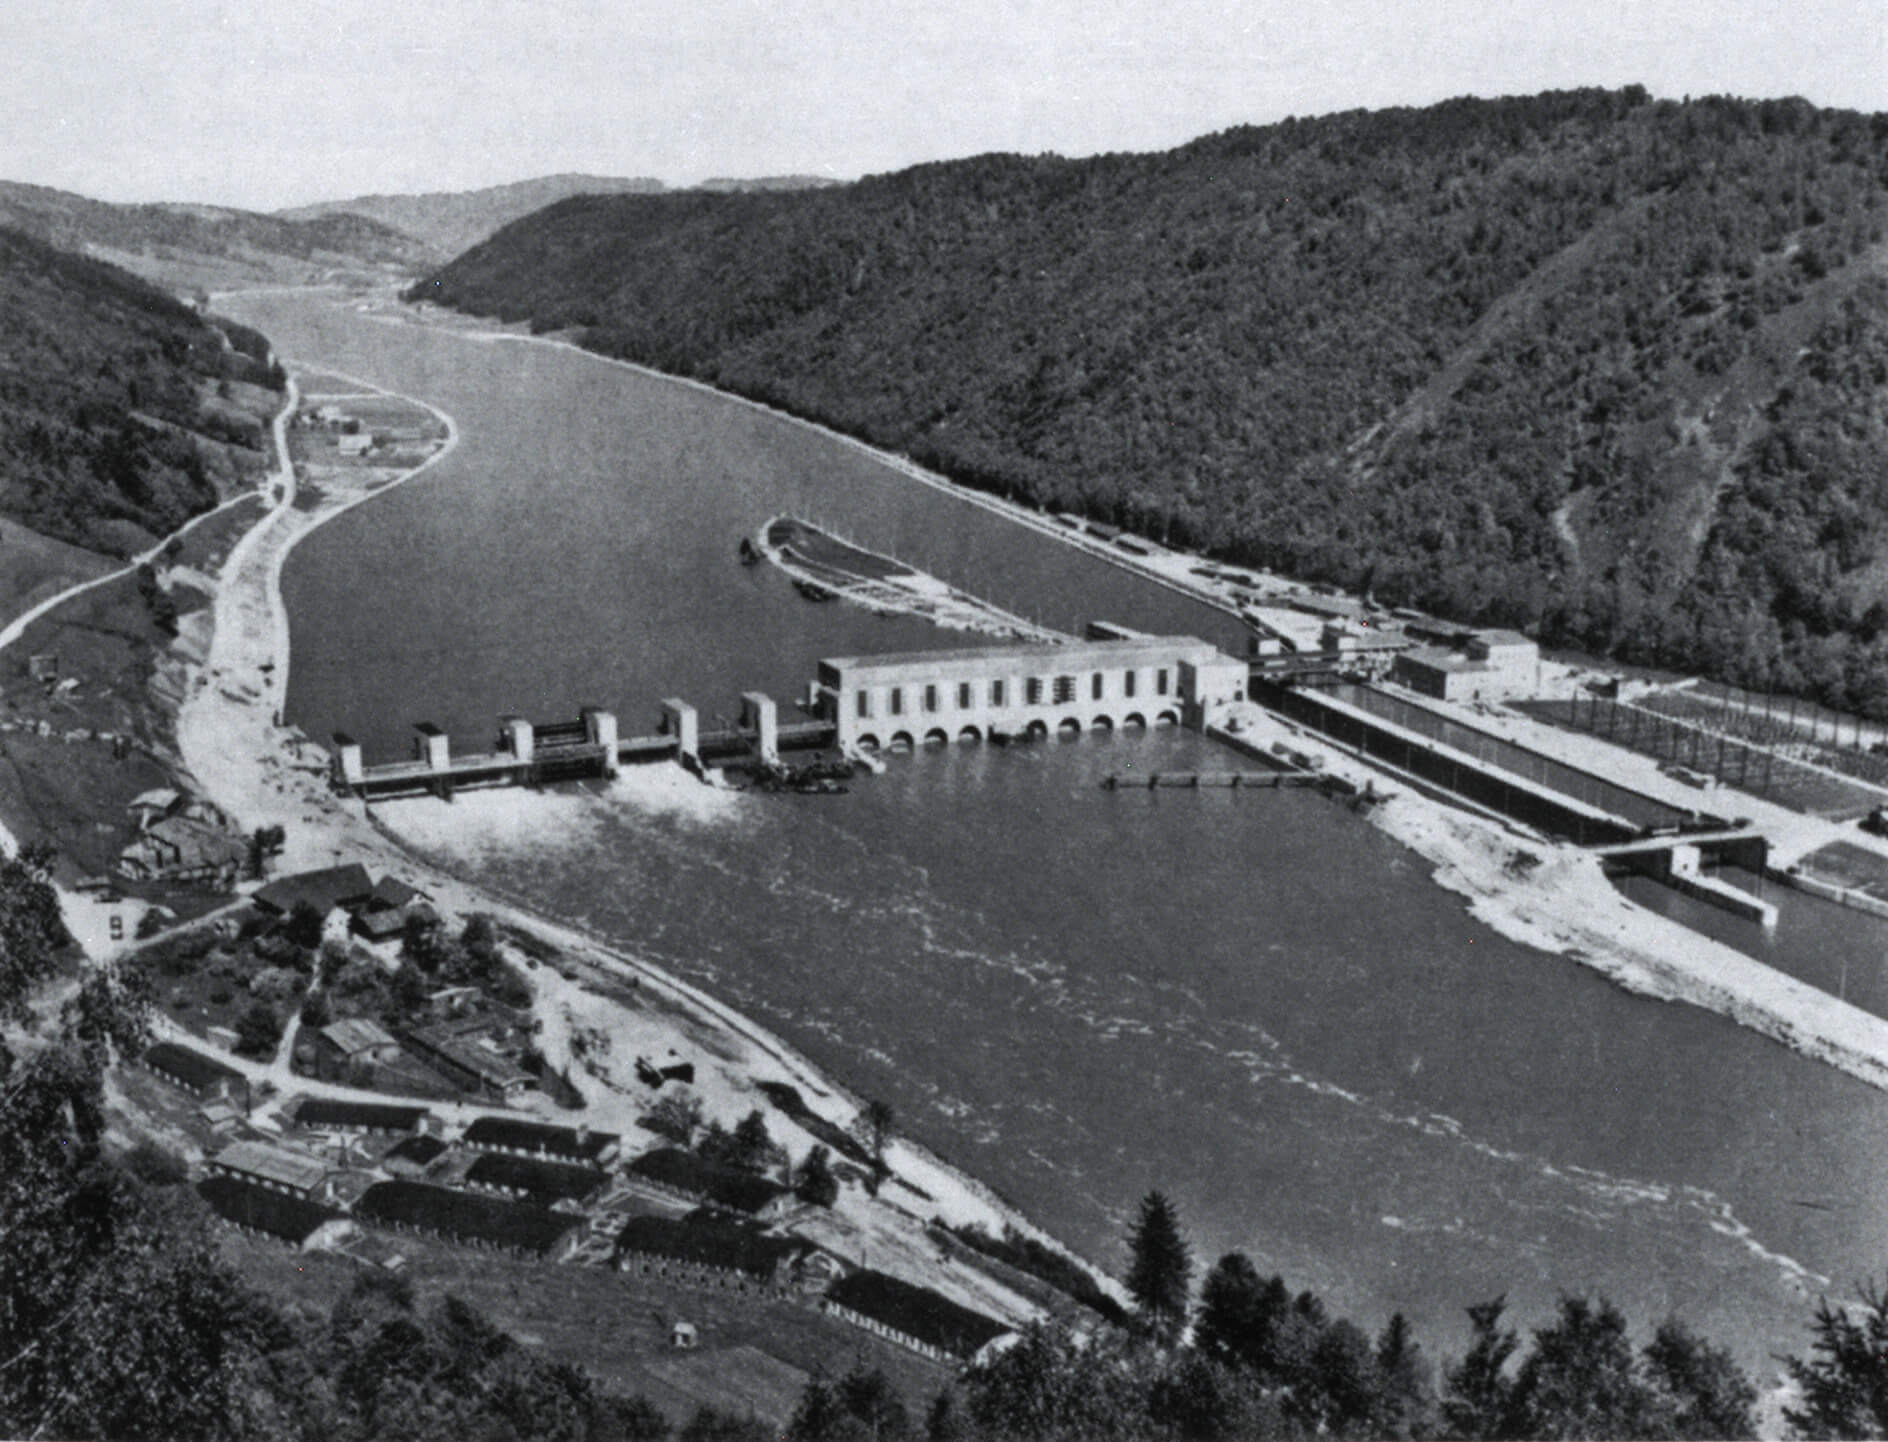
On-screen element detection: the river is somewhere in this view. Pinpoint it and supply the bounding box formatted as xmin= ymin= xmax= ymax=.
xmin=225 ymin=291 xmax=1888 ymax=1380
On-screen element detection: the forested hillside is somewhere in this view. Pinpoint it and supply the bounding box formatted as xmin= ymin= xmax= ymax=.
xmin=416 ymin=89 xmax=1888 ymax=713
xmin=0 ymin=225 xmax=281 ymax=555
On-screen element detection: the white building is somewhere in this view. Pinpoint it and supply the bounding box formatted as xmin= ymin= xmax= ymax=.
xmin=817 ymin=635 xmax=1247 ymax=750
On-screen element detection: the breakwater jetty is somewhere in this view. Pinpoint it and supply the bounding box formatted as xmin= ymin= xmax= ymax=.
xmin=757 ymin=515 xmax=1069 ymax=643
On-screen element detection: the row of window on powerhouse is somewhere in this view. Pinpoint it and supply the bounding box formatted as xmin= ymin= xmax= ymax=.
xmin=857 ymin=668 xmax=1172 ymax=719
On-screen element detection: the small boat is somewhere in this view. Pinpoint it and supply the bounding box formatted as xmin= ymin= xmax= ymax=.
xmin=753 ymin=759 xmax=852 ymax=794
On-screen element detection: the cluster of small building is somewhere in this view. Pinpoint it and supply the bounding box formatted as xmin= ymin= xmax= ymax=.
xmin=1239 ymin=592 xmax=1542 ymax=700
xmin=116 ymin=787 xmax=246 ymax=888
xmin=137 ymin=1039 xmax=1018 ymax=1365
xmin=190 ymin=1101 xmax=624 ymax=1261
xmin=133 ymin=856 xmax=555 ymax=1108
xmin=297 ymin=997 xmax=540 ymax=1104
xmin=294 ymin=401 xmax=432 ymax=459
xmin=251 ymin=861 xmax=436 ymax=946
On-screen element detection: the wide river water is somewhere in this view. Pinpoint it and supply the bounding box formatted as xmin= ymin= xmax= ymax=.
xmin=228 ymin=292 xmax=1888 ymax=1377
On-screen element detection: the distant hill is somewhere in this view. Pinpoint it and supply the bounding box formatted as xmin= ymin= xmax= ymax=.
xmin=413 ymin=89 xmax=1888 ymax=716
xmin=0 ymin=225 xmax=281 ymax=556
xmin=696 ymin=176 xmax=845 ymax=193
xmin=0 ymin=180 xmax=435 ymax=292
xmin=280 ymin=174 xmax=666 ymax=262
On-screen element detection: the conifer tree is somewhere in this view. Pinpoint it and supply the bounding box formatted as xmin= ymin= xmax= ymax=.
xmin=1126 ymin=1190 xmax=1192 ymax=1344
xmin=1443 ymin=1296 xmax=1519 ymax=1439
xmin=1195 ymin=1252 xmax=1270 ymax=1369
xmin=1786 ymin=1280 xmax=1888 ymax=1439
xmin=1374 ymin=1311 xmax=1438 ymax=1438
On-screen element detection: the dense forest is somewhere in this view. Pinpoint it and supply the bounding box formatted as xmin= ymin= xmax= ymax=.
xmin=417 ymin=88 xmax=1888 ymax=714
xmin=0 ymin=225 xmax=282 ymax=554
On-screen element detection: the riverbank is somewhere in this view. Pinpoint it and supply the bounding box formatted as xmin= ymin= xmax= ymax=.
xmin=162 ymin=354 xmax=1105 ymax=1331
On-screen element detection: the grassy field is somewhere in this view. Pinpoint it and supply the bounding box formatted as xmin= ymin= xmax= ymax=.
xmin=333 ymin=395 xmax=445 ymax=432
xmin=0 ymin=729 xmax=173 ymax=875
xmin=221 ymin=1227 xmax=955 ymax=1429
xmin=0 ymin=517 xmax=115 ymax=633
xmin=169 ymin=494 xmax=268 ymax=575
xmin=0 ymin=569 xmax=190 ymax=872
xmin=0 ymin=495 xmax=277 ymax=879
xmin=294 ymin=370 xmax=374 ymax=395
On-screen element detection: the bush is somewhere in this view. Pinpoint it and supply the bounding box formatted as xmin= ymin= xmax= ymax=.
xmin=644 ymin=1090 xmax=703 ymax=1145
xmin=317 ymin=938 xmax=349 ymax=980
xmin=795 ymin=1146 xmax=839 ymax=1207
xmin=248 ymin=966 xmax=304 ymax=1004
xmin=233 ymin=1000 xmax=282 ymax=1058
xmin=145 ymin=928 xmax=217 ymax=973
xmin=122 ymin=1140 xmax=188 ymax=1187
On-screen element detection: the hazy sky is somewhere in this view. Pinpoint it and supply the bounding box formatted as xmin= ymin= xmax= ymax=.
xmin=6 ymin=0 xmax=1883 ymax=210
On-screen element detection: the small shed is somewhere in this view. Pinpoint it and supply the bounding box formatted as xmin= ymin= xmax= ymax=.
xmin=384 ymin=1133 xmax=449 ymax=1178
xmin=312 ymin=1017 xmax=403 ymax=1081
xmin=127 ymin=787 xmax=182 ymax=831
xmin=671 ymin=1321 xmax=698 ymax=1350
xmin=200 ymin=1100 xmax=242 ymax=1131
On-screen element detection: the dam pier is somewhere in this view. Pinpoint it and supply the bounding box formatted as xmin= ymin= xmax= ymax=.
xmin=330 ymin=696 xmax=839 ymax=802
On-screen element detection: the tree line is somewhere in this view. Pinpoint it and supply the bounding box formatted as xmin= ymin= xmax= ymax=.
xmin=776 ymin=1190 xmax=1886 ymax=1441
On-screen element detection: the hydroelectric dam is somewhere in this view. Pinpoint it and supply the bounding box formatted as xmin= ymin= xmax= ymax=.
xmin=327 ymin=632 xmax=1251 ymax=802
